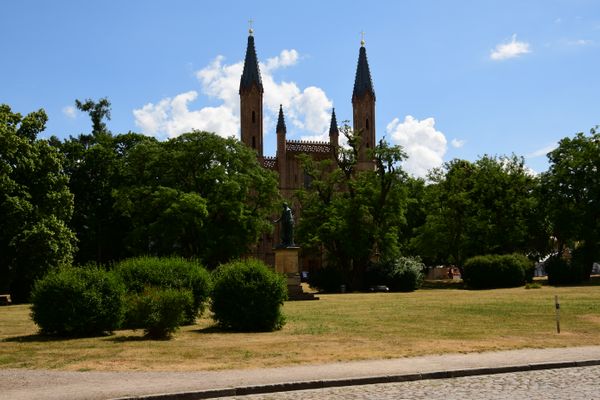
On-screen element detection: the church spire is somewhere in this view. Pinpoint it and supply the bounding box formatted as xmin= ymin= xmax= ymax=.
xmin=276 ymin=104 xmax=286 ymax=133
xmin=239 ymin=29 xmax=264 ymax=157
xmin=352 ymin=39 xmax=375 ymax=101
xmin=329 ymin=108 xmax=338 ymax=136
xmin=352 ymin=37 xmax=376 ymax=170
xmin=329 ymin=108 xmax=339 ymax=147
xmin=239 ymin=30 xmax=263 ymax=94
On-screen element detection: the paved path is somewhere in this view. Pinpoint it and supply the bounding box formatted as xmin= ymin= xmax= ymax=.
xmin=214 ymin=365 xmax=600 ymax=400
xmin=1 ymin=346 xmax=600 ymax=400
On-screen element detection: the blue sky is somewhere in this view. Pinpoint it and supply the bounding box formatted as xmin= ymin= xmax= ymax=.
xmin=1 ymin=0 xmax=599 ymax=176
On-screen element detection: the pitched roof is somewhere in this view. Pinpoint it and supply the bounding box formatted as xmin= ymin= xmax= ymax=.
xmin=352 ymin=45 xmax=375 ymax=100
xmin=239 ymin=34 xmax=263 ymax=93
xmin=276 ymin=105 xmax=286 ymax=133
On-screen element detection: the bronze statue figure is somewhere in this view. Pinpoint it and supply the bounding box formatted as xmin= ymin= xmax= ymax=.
xmin=275 ymin=202 xmax=295 ymax=247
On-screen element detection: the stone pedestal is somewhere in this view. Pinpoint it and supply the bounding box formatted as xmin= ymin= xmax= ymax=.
xmin=274 ymin=247 xmax=318 ymax=301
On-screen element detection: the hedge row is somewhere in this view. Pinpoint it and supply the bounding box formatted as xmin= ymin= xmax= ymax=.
xmin=30 ymin=257 xmax=287 ymax=338
xmin=462 ymin=253 xmax=534 ymax=289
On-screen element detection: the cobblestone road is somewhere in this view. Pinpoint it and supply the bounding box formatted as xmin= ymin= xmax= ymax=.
xmin=216 ymin=366 xmax=600 ymax=400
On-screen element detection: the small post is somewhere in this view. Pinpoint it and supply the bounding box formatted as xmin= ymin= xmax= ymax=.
xmin=555 ymin=295 xmax=561 ymax=334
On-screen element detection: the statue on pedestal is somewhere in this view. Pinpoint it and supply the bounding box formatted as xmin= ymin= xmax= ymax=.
xmin=275 ymin=202 xmax=295 ymax=248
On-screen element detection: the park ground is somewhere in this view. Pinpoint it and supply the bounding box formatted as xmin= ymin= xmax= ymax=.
xmin=1 ymin=280 xmax=599 ymax=372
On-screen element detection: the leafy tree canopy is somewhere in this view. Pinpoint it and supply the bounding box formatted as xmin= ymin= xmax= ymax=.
xmin=541 ymin=128 xmax=600 ymax=278
xmin=0 ymin=104 xmax=76 ymax=302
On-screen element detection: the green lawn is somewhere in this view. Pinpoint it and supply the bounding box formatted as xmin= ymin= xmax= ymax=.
xmin=1 ymin=283 xmax=599 ymax=371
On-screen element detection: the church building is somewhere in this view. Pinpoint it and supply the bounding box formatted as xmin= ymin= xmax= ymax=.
xmin=239 ymin=28 xmax=377 ymax=267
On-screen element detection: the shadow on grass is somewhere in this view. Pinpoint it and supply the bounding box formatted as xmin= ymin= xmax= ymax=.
xmin=105 ymin=335 xmax=174 ymax=342
xmin=192 ymin=325 xmax=238 ymax=334
xmin=2 ymin=333 xmax=97 ymax=343
xmin=421 ymin=279 xmax=466 ymax=290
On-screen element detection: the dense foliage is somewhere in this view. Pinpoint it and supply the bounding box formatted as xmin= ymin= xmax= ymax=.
xmin=368 ymin=257 xmax=424 ymax=292
xmin=545 ymin=255 xmax=586 ymax=285
xmin=211 ymin=259 xmax=287 ymax=331
xmin=114 ymin=256 xmax=211 ymax=324
xmin=462 ymin=254 xmax=533 ymax=289
xmin=113 ymin=131 xmax=280 ymax=267
xmin=411 ymin=155 xmax=545 ymax=270
xmin=297 ymin=124 xmax=410 ymax=290
xmin=540 ymin=128 xmax=600 ymax=280
xmin=124 ymin=287 xmax=194 ymax=339
xmin=30 ymin=266 xmax=125 ymax=336
xmin=0 ymin=105 xmax=76 ymax=302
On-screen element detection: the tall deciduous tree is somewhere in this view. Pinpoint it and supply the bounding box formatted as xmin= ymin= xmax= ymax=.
xmin=0 ymin=105 xmax=76 ymax=302
xmin=540 ymin=128 xmax=600 ymax=279
xmin=115 ymin=131 xmax=280 ymax=268
xmin=296 ymin=124 xmax=409 ymax=289
xmin=412 ymin=155 xmax=544 ymax=269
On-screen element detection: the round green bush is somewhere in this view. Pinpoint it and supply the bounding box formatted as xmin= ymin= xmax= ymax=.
xmin=211 ymin=259 xmax=287 ymax=331
xmin=31 ymin=266 xmax=125 ymax=336
xmin=124 ymin=287 xmax=193 ymax=339
xmin=114 ymin=256 xmax=211 ymax=325
xmin=387 ymin=257 xmax=425 ymax=292
xmin=463 ymin=253 xmax=532 ymax=289
xmin=367 ymin=257 xmax=424 ymax=292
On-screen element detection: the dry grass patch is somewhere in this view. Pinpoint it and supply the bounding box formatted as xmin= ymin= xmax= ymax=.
xmin=1 ymin=284 xmax=599 ymax=371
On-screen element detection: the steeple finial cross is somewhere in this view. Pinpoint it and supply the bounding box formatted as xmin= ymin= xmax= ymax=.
xmin=248 ymin=19 xmax=254 ymax=35
xmin=360 ymin=30 xmax=365 ymax=46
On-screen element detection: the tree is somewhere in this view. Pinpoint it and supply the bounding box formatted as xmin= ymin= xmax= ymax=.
xmin=412 ymin=155 xmax=543 ymax=269
xmin=115 ymin=131 xmax=280 ymax=268
xmin=296 ymin=123 xmax=409 ymax=289
xmin=75 ymin=98 xmax=111 ymax=136
xmin=59 ymin=98 xmax=154 ymax=265
xmin=540 ymin=128 xmax=600 ymax=279
xmin=0 ymin=105 xmax=76 ymax=302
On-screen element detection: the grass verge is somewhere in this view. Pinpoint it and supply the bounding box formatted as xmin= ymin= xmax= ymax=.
xmin=1 ymin=284 xmax=599 ymax=371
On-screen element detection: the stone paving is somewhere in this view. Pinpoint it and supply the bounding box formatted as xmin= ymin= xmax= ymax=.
xmin=216 ymin=366 xmax=600 ymax=400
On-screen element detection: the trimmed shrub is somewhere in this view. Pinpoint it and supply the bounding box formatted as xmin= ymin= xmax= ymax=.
xmin=124 ymin=287 xmax=193 ymax=339
xmin=367 ymin=257 xmax=424 ymax=292
xmin=388 ymin=257 xmax=425 ymax=292
xmin=545 ymin=255 xmax=584 ymax=285
xmin=463 ymin=253 xmax=532 ymax=289
xmin=31 ymin=266 xmax=125 ymax=336
xmin=114 ymin=257 xmax=211 ymax=324
xmin=211 ymin=259 xmax=287 ymax=331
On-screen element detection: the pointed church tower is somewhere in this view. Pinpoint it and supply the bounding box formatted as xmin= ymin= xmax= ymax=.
xmin=329 ymin=108 xmax=339 ymax=149
xmin=239 ymin=28 xmax=264 ymax=158
xmin=352 ymin=36 xmax=376 ymax=169
xmin=276 ymin=104 xmax=287 ymax=188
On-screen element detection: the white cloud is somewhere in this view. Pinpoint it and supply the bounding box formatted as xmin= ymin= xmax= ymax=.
xmin=526 ymin=143 xmax=557 ymax=159
xmin=62 ymin=105 xmax=77 ymax=119
xmin=264 ymin=49 xmax=299 ymax=71
xmin=386 ymin=115 xmax=448 ymax=178
xmin=564 ymin=39 xmax=594 ymax=46
xmin=490 ymin=34 xmax=531 ymax=61
xmin=134 ymin=49 xmax=332 ymax=142
xmin=133 ymin=91 xmax=238 ymax=139
xmin=451 ymin=138 xmax=465 ymax=148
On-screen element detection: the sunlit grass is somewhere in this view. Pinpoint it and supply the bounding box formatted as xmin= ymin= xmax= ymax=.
xmin=1 ymin=283 xmax=599 ymax=371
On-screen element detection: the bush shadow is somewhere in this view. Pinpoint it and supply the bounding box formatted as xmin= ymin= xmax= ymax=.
xmin=192 ymin=325 xmax=239 ymax=334
xmin=420 ymin=279 xmax=466 ymax=290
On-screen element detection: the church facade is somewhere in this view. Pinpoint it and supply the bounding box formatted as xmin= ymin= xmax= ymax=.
xmin=239 ymin=29 xmax=377 ymax=268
